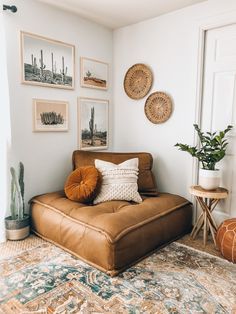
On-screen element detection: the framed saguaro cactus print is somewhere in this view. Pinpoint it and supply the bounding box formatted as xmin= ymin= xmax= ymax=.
xmin=78 ymin=97 xmax=109 ymax=150
xmin=21 ymin=31 xmax=75 ymax=89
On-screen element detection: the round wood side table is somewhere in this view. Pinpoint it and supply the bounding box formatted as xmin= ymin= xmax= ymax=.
xmin=189 ymin=185 xmax=228 ymax=247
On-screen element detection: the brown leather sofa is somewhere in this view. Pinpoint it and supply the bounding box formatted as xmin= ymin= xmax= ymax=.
xmin=30 ymin=150 xmax=192 ymax=276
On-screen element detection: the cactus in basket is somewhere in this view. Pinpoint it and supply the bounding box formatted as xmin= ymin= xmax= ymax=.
xmin=6 ymin=162 xmax=29 ymax=240
xmin=10 ymin=162 xmax=25 ymax=220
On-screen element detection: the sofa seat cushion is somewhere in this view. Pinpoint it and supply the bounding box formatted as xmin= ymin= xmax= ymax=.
xmin=32 ymin=191 xmax=189 ymax=241
xmin=31 ymin=191 xmax=192 ymax=276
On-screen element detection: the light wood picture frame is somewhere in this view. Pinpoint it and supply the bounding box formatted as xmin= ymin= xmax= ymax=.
xmin=78 ymin=97 xmax=109 ymax=150
xmin=21 ymin=31 xmax=75 ymax=89
xmin=80 ymin=57 xmax=109 ymax=90
xmin=33 ymin=99 xmax=69 ymax=132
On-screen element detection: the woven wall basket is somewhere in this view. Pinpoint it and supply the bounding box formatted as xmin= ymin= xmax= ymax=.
xmin=124 ymin=63 xmax=153 ymax=99
xmin=144 ymin=91 xmax=172 ymax=124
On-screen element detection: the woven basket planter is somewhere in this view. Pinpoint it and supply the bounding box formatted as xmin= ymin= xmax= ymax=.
xmin=5 ymin=215 xmax=30 ymax=240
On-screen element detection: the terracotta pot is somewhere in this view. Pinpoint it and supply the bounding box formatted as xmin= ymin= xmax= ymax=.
xmin=5 ymin=215 xmax=30 ymax=240
xmin=199 ymin=169 xmax=220 ymax=190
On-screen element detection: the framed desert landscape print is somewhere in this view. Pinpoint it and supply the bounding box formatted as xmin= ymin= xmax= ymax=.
xmin=80 ymin=57 xmax=109 ymax=90
xmin=33 ymin=99 xmax=69 ymax=132
xmin=21 ymin=31 xmax=75 ymax=89
xmin=78 ymin=97 xmax=109 ymax=150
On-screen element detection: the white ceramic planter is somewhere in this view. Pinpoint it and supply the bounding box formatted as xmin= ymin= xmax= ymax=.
xmin=199 ymin=169 xmax=221 ymax=190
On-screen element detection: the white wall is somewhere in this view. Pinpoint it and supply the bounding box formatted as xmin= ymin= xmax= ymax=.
xmin=113 ymin=0 xmax=236 ymax=200
xmin=2 ymin=0 xmax=112 ymax=237
xmin=0 ymin=7 xmax=11 ymax=242
xmin=3 ymin=0 xmax=236 ymax=243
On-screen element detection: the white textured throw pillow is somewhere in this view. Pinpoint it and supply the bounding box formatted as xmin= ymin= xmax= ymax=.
xmin=93 ymin=158 xmax=142 ymax=204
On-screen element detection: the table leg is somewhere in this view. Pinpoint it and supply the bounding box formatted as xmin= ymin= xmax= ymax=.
xmin=203 ymin=210 xmax=207 ymax=247
xmin=209 ymin=199 xmax=219 ymax=230
xmin=197 ymin=197 xmax=218 ymax=231
xmin=191 ymin=211 xmax=204 ymax=239
xmin=197 ymin=197 xmax=219 ymax=247
xmin=190 ymin=187 xmax=227 ymax=247
xmin=208 ymin=221 xmax=217 ymax=247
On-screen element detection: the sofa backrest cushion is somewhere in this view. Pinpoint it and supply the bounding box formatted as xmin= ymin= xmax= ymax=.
xmin=93 ymin=158 xmax=142 ymax=204
xmin=72 ymin=150 xmax=158 ymax=196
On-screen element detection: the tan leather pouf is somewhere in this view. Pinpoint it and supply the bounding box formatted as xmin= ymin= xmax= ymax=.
xmin=216 ymin=218 xmax=236 ymax=263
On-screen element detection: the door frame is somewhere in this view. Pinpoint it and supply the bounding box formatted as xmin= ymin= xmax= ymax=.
xmin=192 ymin=14 xmax=236 ymax=221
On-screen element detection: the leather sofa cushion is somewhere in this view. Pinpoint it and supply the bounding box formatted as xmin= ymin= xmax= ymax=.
xmin=31 ymin=191 xmax=192 ymax=275
xmin=64 ymin=166 xmax=101 ymax=203
xmin=72 ymin=150 xmax=158 ymax=196
xmin=32 ymin=191 xmax=189 ymax=243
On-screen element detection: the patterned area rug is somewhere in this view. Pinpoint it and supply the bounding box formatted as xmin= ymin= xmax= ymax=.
xmin=0 ymin=240 xmax=235 ymax=314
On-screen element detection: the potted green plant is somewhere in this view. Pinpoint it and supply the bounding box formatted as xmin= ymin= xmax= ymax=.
xmin=5 ymin=162 xmax=30 ymax=240
xmin=175 ymin=124 xmax=233 ymax=190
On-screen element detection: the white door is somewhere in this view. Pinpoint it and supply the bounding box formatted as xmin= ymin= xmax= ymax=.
xmin=201 ymin=23 xmax=236 ymax=224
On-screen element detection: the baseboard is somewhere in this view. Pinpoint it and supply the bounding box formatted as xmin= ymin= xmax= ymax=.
xmin=214 ymin=210 xmax=230 ymax=225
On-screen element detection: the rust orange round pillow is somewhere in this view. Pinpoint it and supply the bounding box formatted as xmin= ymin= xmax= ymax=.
xmin=64 ymin=166 xmax=100 ymax=203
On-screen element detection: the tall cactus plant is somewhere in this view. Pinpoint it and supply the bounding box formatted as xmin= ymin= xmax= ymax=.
xmin=18 ymin=162 xmax=25 ymax=212
xmin=10 ymin=172 xmax=16 ymax=220
xmin=10 ymin=162 xmax=25 ymax=220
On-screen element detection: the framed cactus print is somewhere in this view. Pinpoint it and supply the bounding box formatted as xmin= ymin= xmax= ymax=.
xmin=21 ymin=31 xmax=75 ymax=89
xmin=80 ymin=57 xmax=109 ymax=90
xmin=78 ymin=97 xmax=109 ymax=150
xmin=33 ymin=99 xmax=69 ymax=132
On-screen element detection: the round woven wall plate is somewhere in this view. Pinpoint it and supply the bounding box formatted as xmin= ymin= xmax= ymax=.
xmin=144 ymin=92 xmax=172 ymax=124
xmin=124 ymin=63 xmax=153 ymax=99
